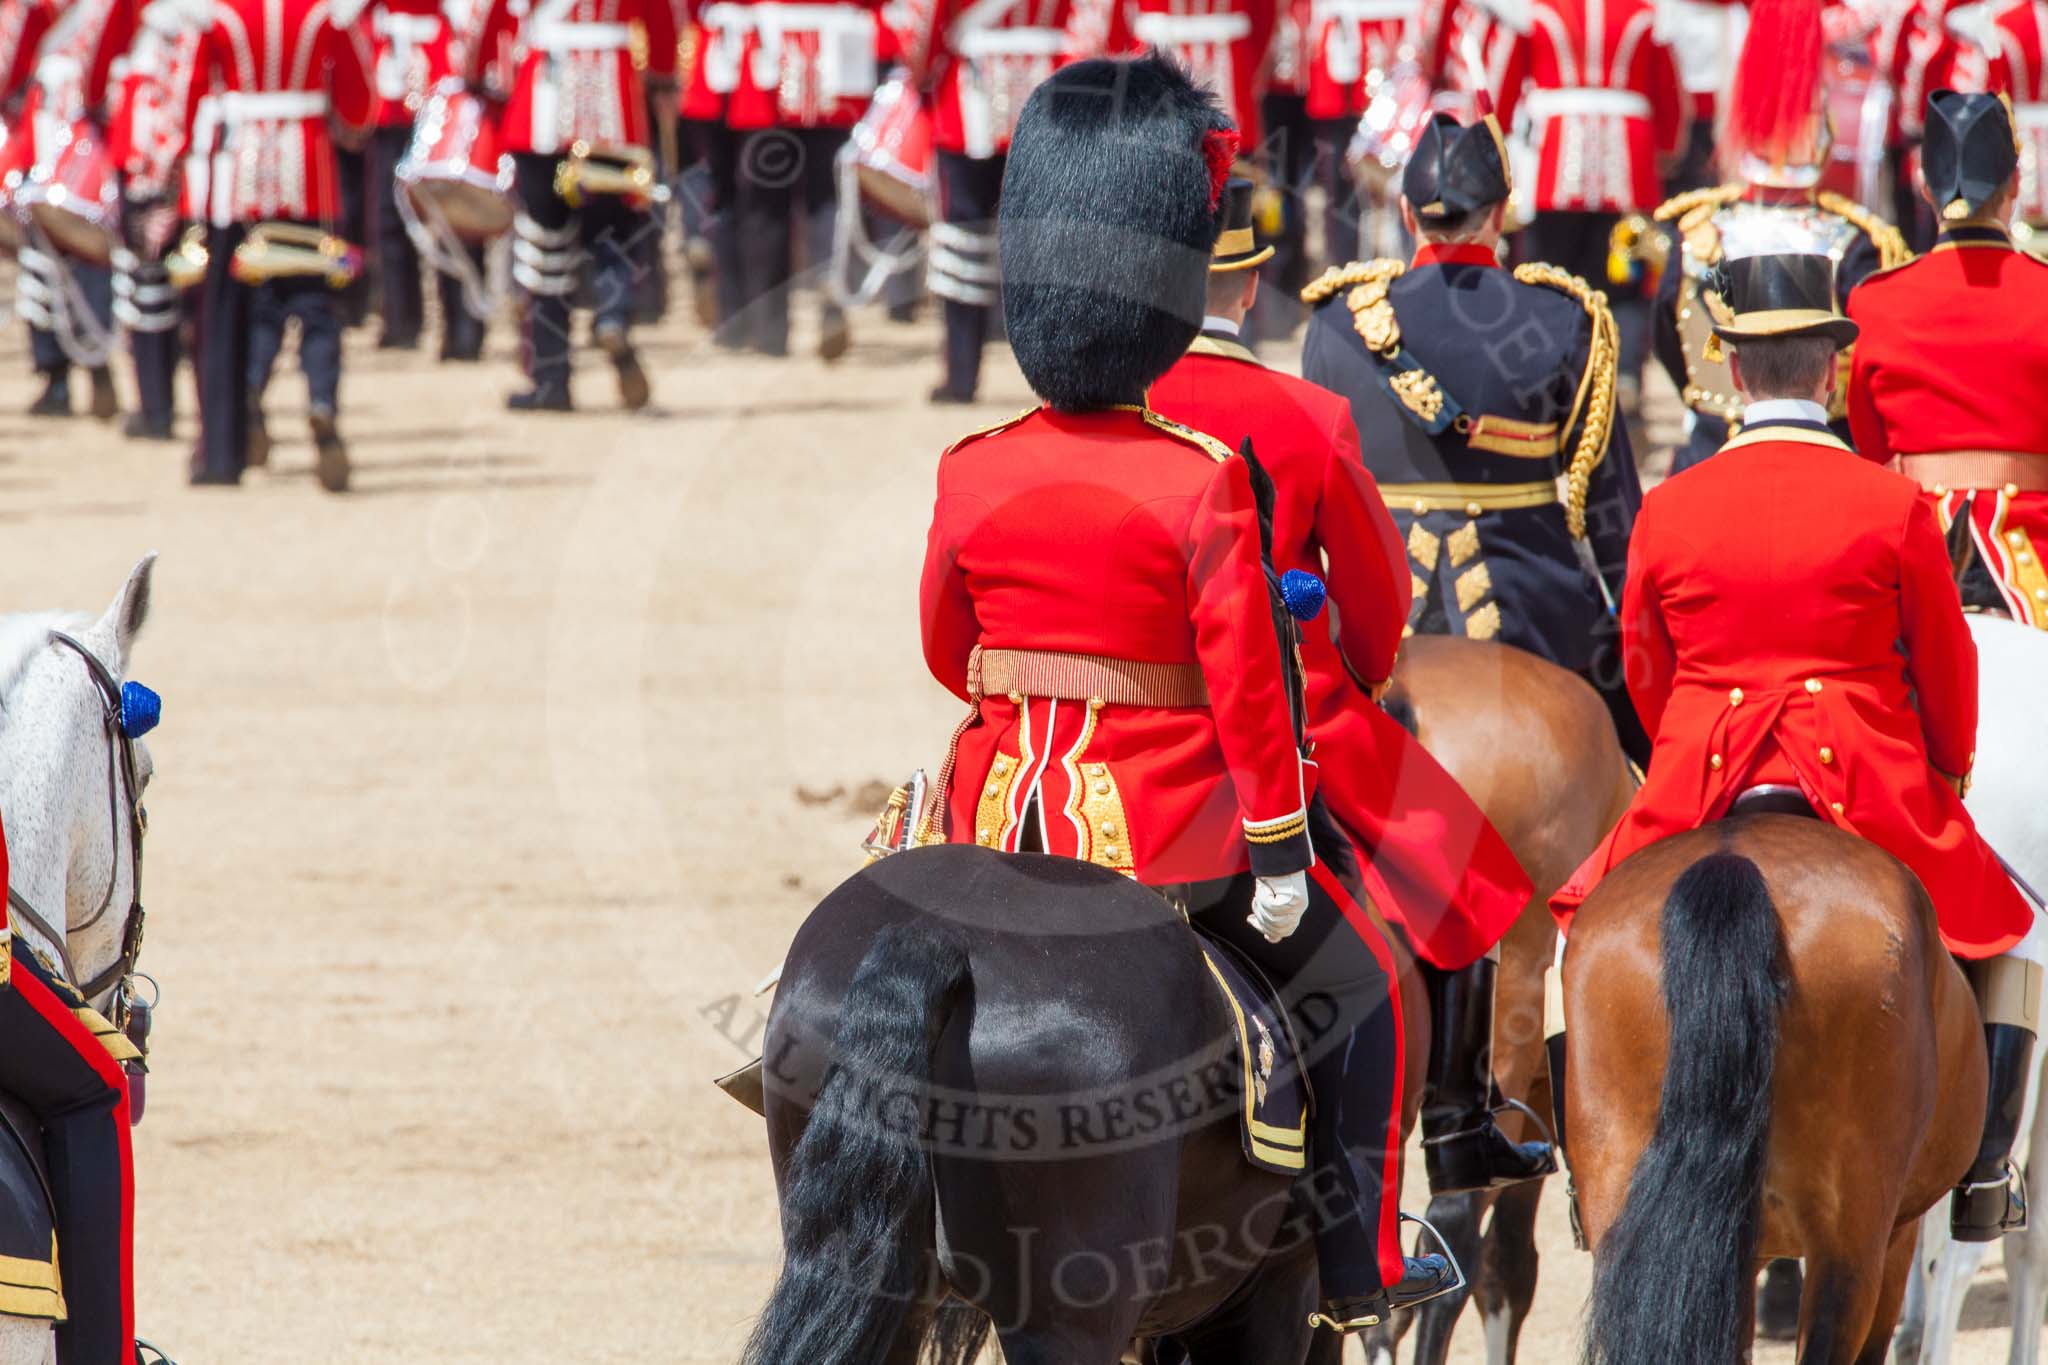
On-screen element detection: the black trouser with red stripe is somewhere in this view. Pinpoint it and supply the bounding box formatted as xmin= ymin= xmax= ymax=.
xmin=1190 ymin=862 xmax=1407 ymax=1300
xmin=0 ymin=943 xmax=132 ymax=1365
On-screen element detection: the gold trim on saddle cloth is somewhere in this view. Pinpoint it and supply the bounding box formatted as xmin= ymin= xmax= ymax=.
xmin=0 ymin=1236 xmax=66 ymax=1321
xmin=1199 ymin=952 xmax=1306 ymax=1170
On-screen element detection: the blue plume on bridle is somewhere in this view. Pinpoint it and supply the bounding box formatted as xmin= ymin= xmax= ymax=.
xmin=120 ymin=681 xmax=161 ymax=738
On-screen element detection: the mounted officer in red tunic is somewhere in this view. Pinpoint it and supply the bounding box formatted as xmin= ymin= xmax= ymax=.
xmin=1149 ymin=177 xmax=1553 ymax=1197
xmin=1555 ymin=251 xmax=2041 ymax=1242
xmin=1848 ymin=90 xmax=2048 ymax=633
xmin=918 ymin=52 xmax=1456 ymax=1331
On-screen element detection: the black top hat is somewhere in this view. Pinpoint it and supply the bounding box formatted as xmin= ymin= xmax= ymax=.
xmin=1706 ymin=252 xmax=1858 ymax=349
xmin=1211 ymin=177 xmax=1273 ymax=271
xmin=1402 ymin=112 xmax=1512 ymax=221
xmin=999 ymin=54 xmax=1236 ymax=411
xmin=1924 ymin=89 xmax=2020 ymax=221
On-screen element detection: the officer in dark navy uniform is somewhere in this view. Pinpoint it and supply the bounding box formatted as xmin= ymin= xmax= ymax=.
xmin=1300 ymin=110 xmax=1648 ymax=763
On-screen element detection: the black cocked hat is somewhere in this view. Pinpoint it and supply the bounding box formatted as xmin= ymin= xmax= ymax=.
xmin=1706 ymin=252 xmax=1858 ymax=349
xmin=1211 ymin=177 xmax=1274 ymax=271
xmin=999 ymin=54 xmax=1237 ymax=411
xmin=1924 ymin=89 xmax=2020 ymax=221
xmin=1401 ymin=112 xmax=1512 ymax=222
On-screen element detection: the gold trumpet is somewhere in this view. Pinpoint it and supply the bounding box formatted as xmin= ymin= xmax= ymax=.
xmin=163 ymin=224 xmax=210 ymax=290
xmin=553 ymin=139 xmax=661 ymax=208
xmin=229 ymin=222 xmax=363 ymax=288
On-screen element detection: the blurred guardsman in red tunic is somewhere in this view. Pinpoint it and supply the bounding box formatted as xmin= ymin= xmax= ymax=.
xmin=1850 ymin=91 xmax=2048 ymax=632
xmin=919 ymin=53 xmax=1457 ymax=1331
xmin=467 ymin=0 xmax=678 ymax=410
xmin=902 ymin=0 xmax=1079 ymax=402
xmin=1150 ymin=177 xmax=1553 ymax=1198
xmin=107 ymin=0 xmax=208 ymax=440
xmin=1492 ymin=0 xmax=1682 ymax=289
xmin=185 ymin=0 xmax=373 ymax=489
xmin=682 ymin=0 xmax=878 ymax=357
xmin=364 ymin=0 xmax=482 ymax=358
xmin=1555 ymin=251 xmax=2041 ymax=1243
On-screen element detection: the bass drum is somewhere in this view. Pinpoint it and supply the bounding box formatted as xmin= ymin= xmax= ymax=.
xmin=20 ymin=119 xmax=119 ymax=264
xmin=397 ymin=79 xmax=513 ymax=241
xmin=849 ymin=74 xmax=933 ymax=228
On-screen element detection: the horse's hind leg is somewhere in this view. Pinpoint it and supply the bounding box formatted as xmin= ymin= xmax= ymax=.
xmin=1853 ymin=1225 xmax=1920 ymax=1365
xmin=1797 ymin=1253 xmax=1885 ymax=1365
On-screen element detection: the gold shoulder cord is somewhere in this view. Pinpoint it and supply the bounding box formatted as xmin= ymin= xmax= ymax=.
xmin=1512 ymin=264 xmax=1618 ymax=541
xmin=1652 ymin=183 xmax=1743 ymax=225
xmin=1816 ymin=190 xmax=1913 ymax=269
xmin=1300 ymin=258 xmax=1407 ymax=307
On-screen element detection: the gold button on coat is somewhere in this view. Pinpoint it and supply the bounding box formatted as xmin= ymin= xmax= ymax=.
xmin=1729 ymin=687 xmax=1744 ymax=706
xmin=1710 ymin=754 xmax=1723 ymax=770
xmin=1819 ymin=747 xmax=1834 ymax=764
xmin=1805 ymin=678 xmax=1823 ymax=694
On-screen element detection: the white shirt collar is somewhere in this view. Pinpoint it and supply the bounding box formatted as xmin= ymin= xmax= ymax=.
xmin=1201 ymin=314 xmax=1242 ymax=337
xmin=1742 ymin=398 xmax=1831 ymax=426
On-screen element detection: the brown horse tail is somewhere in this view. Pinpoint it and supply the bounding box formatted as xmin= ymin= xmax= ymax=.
xmin=1583 ymin=853 xmax=1790 ymax=1365
xmin=740 ymin=921 xmax=978 ymax=1365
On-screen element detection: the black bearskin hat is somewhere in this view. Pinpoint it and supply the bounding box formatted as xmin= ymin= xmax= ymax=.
xmin=999 ymin=54 xmax=1238 ymax=411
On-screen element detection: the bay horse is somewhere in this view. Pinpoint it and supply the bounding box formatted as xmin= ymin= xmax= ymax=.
xmin=1568 ymin=815 xmax=1986 ymax=1364
xmin=744 ymin=842 xmax=1341 ymax=1365
xmin=0 ymin=555 xmax=161 ymax=1365
xmin=1353 ymin=634 xmax=1635 ymax=1365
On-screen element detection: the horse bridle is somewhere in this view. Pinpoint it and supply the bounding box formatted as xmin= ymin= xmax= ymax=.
xmin=3 ymin=631 xmax=147 ymax=1007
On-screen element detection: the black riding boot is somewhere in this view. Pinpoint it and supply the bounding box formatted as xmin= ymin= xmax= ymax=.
xmin=1421 ymin=959 xmax=1557 ymax=1194
xmin=1953 ymin=1022 xmax=2034 ymax=1241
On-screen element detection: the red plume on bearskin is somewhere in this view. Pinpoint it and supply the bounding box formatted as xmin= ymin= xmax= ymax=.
xmin=1727 ymin=0 xmax=1825 ymax=170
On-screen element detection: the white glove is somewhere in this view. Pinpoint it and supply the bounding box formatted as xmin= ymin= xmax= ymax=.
xmin=1250 ymin=871 xmax=1311 ymax=943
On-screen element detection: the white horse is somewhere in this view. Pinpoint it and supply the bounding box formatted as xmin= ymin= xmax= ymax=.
xmin=1896 ymin=612 xmax=2048 ymax=1364
xmin=0 ymin=555 xmax=158 ymax=1365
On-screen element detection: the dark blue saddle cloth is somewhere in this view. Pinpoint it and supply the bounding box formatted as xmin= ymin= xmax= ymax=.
xmin=1192 ymin=931 xmax=1310 ymax=1176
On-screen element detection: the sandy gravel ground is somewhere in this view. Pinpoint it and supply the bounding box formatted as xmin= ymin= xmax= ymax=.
xmin=0 ymin=274 xmax=2023 ymax=1363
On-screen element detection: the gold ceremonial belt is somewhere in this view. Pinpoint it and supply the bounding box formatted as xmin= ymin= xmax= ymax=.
xmin=968 ymin=647 xmax=1211 ymax=708
xmin=1892 ymin=452 xmax=2048 ymax=495
xmin=1382 ymin=480 xmax=1558 ymax=514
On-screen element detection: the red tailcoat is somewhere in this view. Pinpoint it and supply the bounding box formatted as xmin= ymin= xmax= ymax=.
xmin=1494 ymin=0 xmax=1681 ymax=213
xmin=366 ymin=0 xmax=456 ymax=125
xmin=1414 ymin=0 xmax=1522 ymax=106
xmin=108 ymin=0 xmax=204 ymax=197
xmin=1848 ymin=223 xmax=2048 ymax=631
xmin=681 ymin=0 xmax=880 ymax=129
xmin=920 ymin=405 xmax=1315 ymax=884
xmin=188 ymin=0 xmax=374 ymax=224
xmin=1553 ymin=423 xmax=2030 ymax=959
xmin=1097 ymin=0 xmax=1276 ymax=143
xmin=1150 ymin=334 xmax=1536 ymax=968
xmin=469 ymin=0 xmax=677 ymax=153
xmin=901 ymin=0 xmax=1079 ymax=157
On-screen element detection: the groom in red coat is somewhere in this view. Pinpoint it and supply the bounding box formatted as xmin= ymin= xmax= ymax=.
xmin=1552 ymin=252 xmax=2039 ymax=1242
xmin=1150 ymin=177 xmax=1551 ymax=1199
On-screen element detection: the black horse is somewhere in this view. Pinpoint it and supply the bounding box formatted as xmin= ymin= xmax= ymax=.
xmin=740 ymin=842 xmax=1365 ymax=1365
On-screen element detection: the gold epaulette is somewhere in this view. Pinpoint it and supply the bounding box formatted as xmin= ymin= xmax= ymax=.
xmin=1817 ymin=190 xmax=1913 ymax=269
xmin=1300 ymin=258 xmax=1405 ymax=307
xmin=1512 ymin=263 xmax=1619 ymax=541
xmin=1652 ymin=183 xmax=1742 ymax=225
xmin=1139 ymin=408 xmax=1234 ymax=463
xmin=941 ymin=407 xmax=1036 ymax=457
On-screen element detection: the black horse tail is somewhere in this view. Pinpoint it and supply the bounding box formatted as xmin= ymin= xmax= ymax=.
xmin=1583 ymin=853 xmax=1790 ymax=1365
xmin=740 ymin=921 xmax=971 ymax=1365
